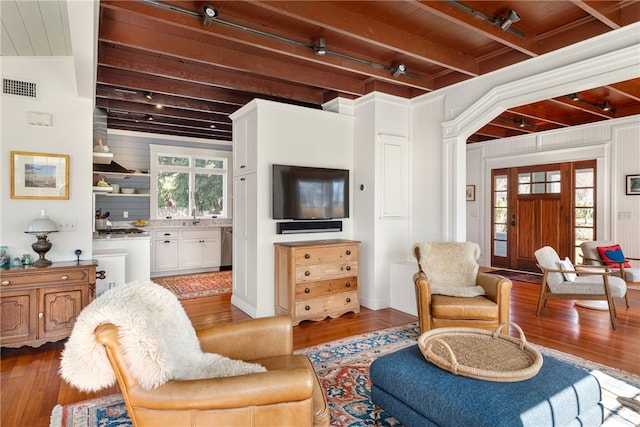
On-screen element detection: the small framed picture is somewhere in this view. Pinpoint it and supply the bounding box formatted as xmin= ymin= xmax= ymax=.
xmin=11 ymin=151 xmax=69 ymax=200
xmin=626 ymin=174 xmax=640 ymax=195
xmin=466 ymin=185 xmax=476 ymax=201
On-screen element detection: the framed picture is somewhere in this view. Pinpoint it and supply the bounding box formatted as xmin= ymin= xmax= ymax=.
xmin=11 ymin=151 xmax=69 ymax=200
xmin=626 ymin=174 xmax=640 ymax=195
xmin=466 ymin=185 xmax=476 ymax=201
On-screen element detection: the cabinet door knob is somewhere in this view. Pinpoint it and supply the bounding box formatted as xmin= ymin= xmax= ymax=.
xmin=304 ymin=288 xmax=310 ymax=293
xmin=346 ymin=266 xmax=351 ymax=271
xmin=346 ymin=250 xmax=351 ymax=255
xmin=240 ymin=165 xmax=246 ymax=169
xmin=345 ymin=282 xmax=351 ymax=287
xmin=164 ymin=240 xmax=171 ymax=243
xmin=304 ymin=253 xmax=310 ymax=259
xmin=304 ymin=305 xmax=310 ymax=311
xmin=38 ymin=312 xmax=44 ymax=319
xmin=304 ymin=271 xmax=310 ymax=276
xmin=346 ymin=298 xmax=351 ymax=303
xmin=1 ymin=280 xmax=10 ymax=286
xmin=60 ymin=275 xmax=69 ymax=280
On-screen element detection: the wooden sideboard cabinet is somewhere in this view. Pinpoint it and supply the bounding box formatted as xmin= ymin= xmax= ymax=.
xmin=275 ymin=239 xmax=360 ymax=326
xmin=0 ymin=261 xmax=96 ymax=348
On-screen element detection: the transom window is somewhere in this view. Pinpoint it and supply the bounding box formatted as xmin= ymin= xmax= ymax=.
xmin=150 ymin=145 xmax=232 ymax=219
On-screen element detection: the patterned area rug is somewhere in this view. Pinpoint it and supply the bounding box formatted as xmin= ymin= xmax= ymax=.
xmin=50 ymin=323 xmax=640 ymax=427
xmin=490 ymin=269 xmax=542 ymax=284
xmin=152 ymin=270 xmax=232 ymax=300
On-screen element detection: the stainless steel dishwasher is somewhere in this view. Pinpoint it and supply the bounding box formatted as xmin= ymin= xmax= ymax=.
xmin=220 ymin=227 xmax=232 ymax=270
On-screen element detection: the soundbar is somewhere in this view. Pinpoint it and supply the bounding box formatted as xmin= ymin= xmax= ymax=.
xmin=276 ymin=220 xmax=343 ymax=234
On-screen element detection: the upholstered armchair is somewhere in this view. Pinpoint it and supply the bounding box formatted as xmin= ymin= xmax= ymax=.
xmin=580 ymin=240 xmax=637 ymax=308
xmin=534 ymin=246 xmax=627 ymax=330
xmin=60 ymin=281 xmax=329 ymax=427
xmin=412 ymin=242 xmax=512 ymax=333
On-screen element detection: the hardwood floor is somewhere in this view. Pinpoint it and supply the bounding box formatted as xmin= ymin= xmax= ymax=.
xmin=2 ymin=280 xmax=638 ymax=427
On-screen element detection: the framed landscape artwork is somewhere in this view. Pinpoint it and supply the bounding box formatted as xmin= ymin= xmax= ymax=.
xmin=11 ymin=151 xmax=69 ymax=200
xmin=626 ymin=174 xmax=640 ymax=195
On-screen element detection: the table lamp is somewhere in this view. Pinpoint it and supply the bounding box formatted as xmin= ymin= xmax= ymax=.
xmin=25 ymin=209 xmax=59 ymax=267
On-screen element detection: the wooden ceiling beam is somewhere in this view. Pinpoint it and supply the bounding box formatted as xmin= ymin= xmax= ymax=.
xmin=250 ymin=0 xmax=479 ymax=77
xmin=107 ymin=114 xmax=231 ymax=134
xmin=570 ymin=1 xmax=622 ymax=29
xmin=96 ymin=98 xmax=231 ymax=125
xmin=101 ymin=1 xmax=434 ymax=92
xmin=95 ymin=87 xmax=237 ymax=117
xmin=608 ymin=80 xmax=640 ymax=102
xmin=410 ymin=0 xmax=541 ymax=57
xmin=98 ymin=16 xmax=366 ymax=97
xmin=98 ymin=43 xmax=324 ymax=105
xmin=108 ymin=120 xmax=230 ymax=140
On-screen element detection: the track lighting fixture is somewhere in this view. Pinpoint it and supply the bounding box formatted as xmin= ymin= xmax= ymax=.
xmin=567 ymin=93 xmax=615 ymax=113
xmin=147 ymin=115 xmax=154 ymax=121
xmin=497 ymin=116 xmax=535 ymax=129
xmin=499 ymin=9 xmax=521 ymax=31
xmin=313 ymin=37 xmax=327 ymax=56
xmin=445 ymin=1 xmax=525 ymax=38
xmin=202 ymin=5 xmax=218 ymax=27
xmin=517 ymin=118 xmax=526 ymax=128
xmin=145 ymin=92 xmax=154 ymax=100
xmin=391 ymin=63 xmax=407 ymax=78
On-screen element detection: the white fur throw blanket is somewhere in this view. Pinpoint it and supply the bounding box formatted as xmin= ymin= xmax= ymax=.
xmin=414 ymin=242 xmax=485 ymax=297
xmin=60 ymin=281 xmax=266 ymax=392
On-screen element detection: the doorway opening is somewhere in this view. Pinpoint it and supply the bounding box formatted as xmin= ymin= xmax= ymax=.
xmin=491 ymin=160 xmax=596 ymax=272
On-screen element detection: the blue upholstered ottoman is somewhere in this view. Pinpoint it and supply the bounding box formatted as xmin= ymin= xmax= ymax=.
xmin=370 ymin=345 xmax=603 ymax=427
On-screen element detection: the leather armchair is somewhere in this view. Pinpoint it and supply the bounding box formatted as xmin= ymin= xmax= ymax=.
xmin=413 ymin=242 xmax=512 ymax=333
xmin=95 ymin=316 xmax=329 ymax=427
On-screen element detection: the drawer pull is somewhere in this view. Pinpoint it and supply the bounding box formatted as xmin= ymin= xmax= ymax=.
xmin=346 ymin=266 xmax=351 ymax=271
xmin=346 ymin=250 xmax=351 ymax=255
xmin=1 ymin=280 xmax=10 ymax=286
xmin=164 ymin=233 xmax=171 ymax=236
xmin=164 ymin=240 xmax=171 ymax=244
xmin=304 ymin=271 xmax=310 ymax=276
xmin=346 ymin=298 xmax=351 ymax=303
xmin=345 ymin=282 xmax=351 ymax=287
xmin=305 ymin=305 xmax=310 ymax=311
xmin=60 ymin=275 xmax=69 ymax=280
xmin=304 ymin=253 xmax=310 ymax=259
xmin=304 ymin=288 xmax=310 ymax=293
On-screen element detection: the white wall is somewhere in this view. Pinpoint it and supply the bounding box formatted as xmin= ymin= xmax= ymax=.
xmin=466 ymin=116 xmax=640 ymax=267
xmin=1 ymin=57 xmax=94 ymax=263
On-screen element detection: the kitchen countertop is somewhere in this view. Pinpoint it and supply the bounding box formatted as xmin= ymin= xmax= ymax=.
xmin=93 ymin=232 xmax=151 ymax=240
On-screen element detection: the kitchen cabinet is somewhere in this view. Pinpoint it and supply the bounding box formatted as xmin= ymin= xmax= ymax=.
xmin=0 ymin=261 xmax=96 ymax=348
xmin=152 ymin=230 xmax=179 ymax=272
xmin=150 ymin=227 xmax=221 ymax=277
xmin=274 ymin=240 xmax=360 ymax=325
xmin=181 ymin=229 xmax=221 ymax=269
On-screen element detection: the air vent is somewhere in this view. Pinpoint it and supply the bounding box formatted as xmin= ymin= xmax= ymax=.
xmin=3 ymin=78 xmax=37 ymax=98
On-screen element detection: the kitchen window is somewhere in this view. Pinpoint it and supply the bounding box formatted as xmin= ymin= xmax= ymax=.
xmin=150 ymin=145 xmax=232 ymax=219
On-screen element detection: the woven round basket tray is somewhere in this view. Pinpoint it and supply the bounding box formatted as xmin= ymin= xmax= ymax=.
xmin=418 ymin=322 xmax=543 ymax=382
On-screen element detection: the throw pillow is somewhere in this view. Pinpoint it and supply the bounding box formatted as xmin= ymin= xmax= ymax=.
xmin=597 ymin=244 xmax=631 ymax=268
xmin=558 ymin=257 xmax=576 ymax=281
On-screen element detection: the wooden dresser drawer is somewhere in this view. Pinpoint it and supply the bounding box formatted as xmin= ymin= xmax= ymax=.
xmin=294 ymin=291 xmax=359 ymax=320
xmin=295 ymin=277 xmax=357 ymax=299
xmin=295 ymin=261 xmax=358 ymax=282
xmin=1 ymin=267 xmax=91 ymax=287
xmin=294 ymin=244 xmax=359 ymax=265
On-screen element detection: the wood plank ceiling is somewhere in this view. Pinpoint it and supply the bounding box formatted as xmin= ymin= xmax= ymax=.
xmin=4 ymin=1 xmax=640 ymax=143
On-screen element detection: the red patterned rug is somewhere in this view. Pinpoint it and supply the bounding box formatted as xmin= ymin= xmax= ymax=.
xmin=153 ymin=270 xmax=232 ymax=300
xmin=490 ymin=269 xmax=542 ymax=284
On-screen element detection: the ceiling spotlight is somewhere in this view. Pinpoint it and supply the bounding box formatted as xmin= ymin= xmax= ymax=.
xmin=147 ymin=115 xmax=154 ymax=121
xmin=570 ymin=93 xmax=581 ymax=101
xmin=313 ymin=37 xmax=327 ymax=56
xmin=202 ymin=5 xmax=218 ymax=27
xmin=155 ymin=104 xmax=164 ymax=109
xmin=145 ymin=92 xmax=154 ymax=100
xmin=209 ymin=124 xmax=217 ymax=129
xmin=601 ymin=101 xmax=612 ymax=112
xmin=518 ymin=118 xmax=526 ymax=128
xmin=499 ymin=9 xmax=521 ymax=31
xmin=391 ymin=63 xmax=407 ymax=78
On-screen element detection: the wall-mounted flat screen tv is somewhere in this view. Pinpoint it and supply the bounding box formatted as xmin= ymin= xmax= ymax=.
xmin=273 ymin=164 xmax=349 ymax=220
